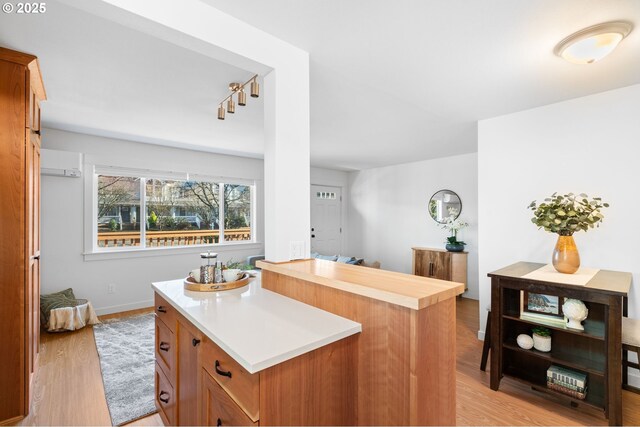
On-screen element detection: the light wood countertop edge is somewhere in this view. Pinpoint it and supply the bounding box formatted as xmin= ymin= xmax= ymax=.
xmin=257 ymin=260 xmax=465 ymax=310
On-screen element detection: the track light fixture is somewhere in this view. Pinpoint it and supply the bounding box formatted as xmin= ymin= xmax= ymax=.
xmin=238 ymin=89 xmax=246 ymax=106
xmin=250 ymin=76 xmax=259 ymax=98
xmin=217 ymin=74 xmax=259 ymax=121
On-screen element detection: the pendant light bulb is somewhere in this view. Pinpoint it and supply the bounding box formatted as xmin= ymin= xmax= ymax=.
xmin=217 ymin=104 xmax=225 ymax=120
xmin=250 ymin=78 xmax=260 ymax=98
xmin=227 ymin=97 xmax=235 ymax=114
xmin=238 ymin=89 xmax=247 ymax=106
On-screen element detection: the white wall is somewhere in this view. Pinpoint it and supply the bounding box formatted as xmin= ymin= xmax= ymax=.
xmin=478 ymin=84 xmax=640 ymax=384
xmin=41 ymin=128 xmax=265 ymax=314
xmin=347 ymin=153 xmax=479 ymax=299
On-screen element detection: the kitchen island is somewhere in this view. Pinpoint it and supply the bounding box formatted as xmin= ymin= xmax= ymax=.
xmin=153 ymin=258 xmax=463 ymax=426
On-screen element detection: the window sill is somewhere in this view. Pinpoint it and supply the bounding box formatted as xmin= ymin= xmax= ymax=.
xmin=83 ymin=241 xmax=264 ymax=261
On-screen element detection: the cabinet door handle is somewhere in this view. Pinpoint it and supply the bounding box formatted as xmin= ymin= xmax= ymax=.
xmin=157 ymin=306 xmax=167 ymax=313
xmin=192 ymin=338 xmax=201 ymax=347
xmin=215 ymin=360 xmax=232 ymax=378
xmin=216 ymin=418 xmax=222 ymax=427
xmin=159 ymin=342 xmax=170 ymax=352
xmin=429 ymin=262 xmax=434 ymax=276
xmin=158 ymin=391 xmax=170 ymax=404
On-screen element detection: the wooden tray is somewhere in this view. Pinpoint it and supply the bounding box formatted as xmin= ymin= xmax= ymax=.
xmin=184 ymin=273 xmax=251 ymax=292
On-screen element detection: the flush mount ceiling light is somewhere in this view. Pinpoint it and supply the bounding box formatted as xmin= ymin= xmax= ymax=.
xmin=217 ymin=75 xmax=259 ymax=120
xmin=554 ymin=21 xmax=633 ymax=64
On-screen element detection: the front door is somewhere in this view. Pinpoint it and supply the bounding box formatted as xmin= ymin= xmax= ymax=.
xmin=310 ymin=185 xmax=342 ymax=255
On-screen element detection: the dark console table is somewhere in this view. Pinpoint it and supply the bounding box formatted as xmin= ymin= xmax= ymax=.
xmin=488 ymin=262 xmax=632 ymax=426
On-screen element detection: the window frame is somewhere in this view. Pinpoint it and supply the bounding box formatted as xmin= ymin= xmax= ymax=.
xmin=84 ymin=165 xmax=259 ymax=260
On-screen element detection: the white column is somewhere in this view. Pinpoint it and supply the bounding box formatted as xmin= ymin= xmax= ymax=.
xmin=263 ymin=67 xmax=311 ymax=261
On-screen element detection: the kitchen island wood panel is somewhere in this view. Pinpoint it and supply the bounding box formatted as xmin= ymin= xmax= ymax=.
xmin=259 ymin=259 xmax=462 ymax=426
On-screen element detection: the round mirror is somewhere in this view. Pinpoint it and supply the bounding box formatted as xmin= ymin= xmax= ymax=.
xmin=428 ymin=189 xmax=462 ymax=223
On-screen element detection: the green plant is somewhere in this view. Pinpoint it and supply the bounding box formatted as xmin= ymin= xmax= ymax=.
xmin=108 ymin=218 xmax=119 ymax=232
xmin=159 ymin=216 xmax=176 ymax=230
xmin=148 ymin=211 xmax=158 ymax=228
xmin=532 ymin=326 xmax=551 ymax=337
xmin=528 ymin=193 xmax=609 ymax=236
xmin=225 ymin=259 xmax=254 ymax=270
xmin=442 ymin=216 xmax=468 ymax=245
xmin=175 ymin=218 xmax=191 ymax=230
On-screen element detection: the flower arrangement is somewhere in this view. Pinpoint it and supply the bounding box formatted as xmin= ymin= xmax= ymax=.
xmin=442 ymin=216 xmax=468 ymax=247
xmin=528 ymin=193 xmax=609 ymax=236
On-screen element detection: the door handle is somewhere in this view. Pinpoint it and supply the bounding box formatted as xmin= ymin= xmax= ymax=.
xmin=158 ymin=391 xmax=170 ymax=404
xmin=192 ymin=338 xmax=201 ymax=347
xmin=429 ymin=262 xmax=434 ymax=276
xmin=215 ymin=360 xmax=232 ymax=378
xmin=159 ymin=342 xmax=170 ymax=352
xmin=216 ymin=418 xmax=222 ymax=427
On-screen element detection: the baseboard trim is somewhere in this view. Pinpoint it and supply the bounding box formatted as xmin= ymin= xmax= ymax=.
xmin=95 ymin=299 xmax=154 ymax=316
xmin=0 ymin=415 xmax=25 ymax=426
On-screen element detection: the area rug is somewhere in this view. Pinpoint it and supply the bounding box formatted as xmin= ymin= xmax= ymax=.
xmin=93 ymin=313 xmax=157 ymax=426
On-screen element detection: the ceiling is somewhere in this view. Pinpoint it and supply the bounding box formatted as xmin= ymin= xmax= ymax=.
xmin=1 ymin=0 xmax=639 ymax=170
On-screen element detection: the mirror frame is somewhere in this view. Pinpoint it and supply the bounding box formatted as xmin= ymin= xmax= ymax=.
xmin=428 ymin=189 xmax=462 ymax=224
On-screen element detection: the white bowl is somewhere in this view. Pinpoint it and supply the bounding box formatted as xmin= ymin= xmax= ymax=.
xmin=223 ymin=269 xmax=242 ymax=283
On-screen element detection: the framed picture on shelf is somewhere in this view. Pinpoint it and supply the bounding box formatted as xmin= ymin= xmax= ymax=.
xmin=520 ymin=291 xmax=567 ymax=326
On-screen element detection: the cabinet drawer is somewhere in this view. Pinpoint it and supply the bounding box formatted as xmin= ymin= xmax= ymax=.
xmin=202 ymin=368 xmax=258 ymax=426
xmin=202 ymin=338 xmax=259 ymax=422
xmin=155 ymin=362 xmax=176 ymax=426
xmin=155 ymin=317 xmax=175 ymax=382
xmin=155 ymin=293 xmax=176 ymax=332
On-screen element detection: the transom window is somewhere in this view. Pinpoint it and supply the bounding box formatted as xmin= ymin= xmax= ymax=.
xmin=316 ymin=191 xmax=336 ymax=200
xmin=95 ymin=170 xmax=253 ymax=250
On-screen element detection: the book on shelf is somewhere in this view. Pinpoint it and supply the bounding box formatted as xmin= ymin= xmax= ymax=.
xmin=547 ymin=381 xmax=588 ymax=400
xmin=546 ymin=365 xmax=587 ymax=389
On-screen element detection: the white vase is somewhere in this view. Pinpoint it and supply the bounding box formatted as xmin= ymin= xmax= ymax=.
xmin=533 ymin=333 xmax=551 ymax=352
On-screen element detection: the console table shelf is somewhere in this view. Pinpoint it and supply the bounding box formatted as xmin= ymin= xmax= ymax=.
xmin=502 ymin=314 xmax=605 ymax=340
xmin=488 ymin=262 xmax=631 ymax=426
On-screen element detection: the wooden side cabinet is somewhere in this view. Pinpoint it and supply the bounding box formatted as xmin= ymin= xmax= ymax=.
xmin=0 ymin=47 xmax=45 ymax=425
xmin=412 ymin=247 xmax=467 ymax=293
xmin=488 ymin=262 xmax=632 ymax=426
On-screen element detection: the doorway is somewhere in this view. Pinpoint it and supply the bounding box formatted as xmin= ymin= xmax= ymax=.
xmin=310 ymin=185 xmax=342 ymax=255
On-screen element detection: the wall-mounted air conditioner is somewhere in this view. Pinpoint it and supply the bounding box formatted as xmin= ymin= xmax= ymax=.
xmin=41 ymin=149 xmax=83 ymax=178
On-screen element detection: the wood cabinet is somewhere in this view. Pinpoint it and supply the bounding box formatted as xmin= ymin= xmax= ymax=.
xmin=488 ymin=262 xmax=632 ymax=426
xmin=260 ymin=261 xmax=463 ymax=426
xmin=0 ymin=47 xmax=45 ymax=425
xmin=176 ymin=317 xmax=202 ymax=426
xmin=153 ymin=291 xmax=357 ymax=426
xmin=412 ymin=247 xmax=467 ymax=293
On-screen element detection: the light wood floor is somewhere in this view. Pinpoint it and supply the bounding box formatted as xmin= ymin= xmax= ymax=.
xmin=18 ymin=301 xmax=640 ymax=426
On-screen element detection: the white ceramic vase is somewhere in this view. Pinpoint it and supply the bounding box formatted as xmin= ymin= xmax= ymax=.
xmin=533 ymin=333 xmax=551 ymax=352
xmin=562 ymin=298 xmax=589 ymax=331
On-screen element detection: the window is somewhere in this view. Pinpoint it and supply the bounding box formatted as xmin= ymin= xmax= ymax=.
xmin=316 ymin=191 xmax=336 ymax=200
xmin=95 ymin=170 xmax=254 ymax=250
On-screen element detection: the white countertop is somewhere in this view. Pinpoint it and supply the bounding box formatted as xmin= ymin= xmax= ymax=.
xmin=152 ymin=276 xmax=362 ymax=374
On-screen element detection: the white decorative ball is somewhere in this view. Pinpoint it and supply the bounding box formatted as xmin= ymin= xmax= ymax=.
xmin=517 ymin=334 xmax=534 ymax=350
xmin=562 ymin=299 xmax=589 ymax=331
